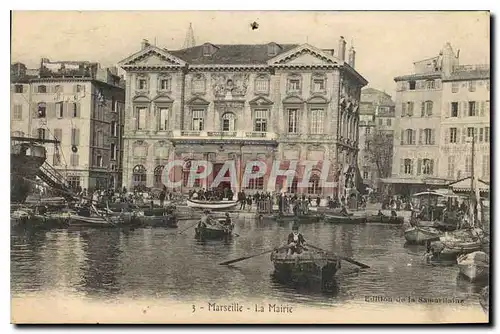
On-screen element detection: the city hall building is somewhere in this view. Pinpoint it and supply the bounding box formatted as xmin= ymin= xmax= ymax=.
xmin=119 ymin=37 xmax=367 ymax=196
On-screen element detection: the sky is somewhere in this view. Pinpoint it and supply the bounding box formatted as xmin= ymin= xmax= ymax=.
xmin=11 ymin=11 xmax=490 ymax=97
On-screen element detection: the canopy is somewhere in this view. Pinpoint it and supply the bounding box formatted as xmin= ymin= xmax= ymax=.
xmin=448 ymin=177 xmax=490 ymax=193
xmin=412 ymin=191 xmax=445 ymax=197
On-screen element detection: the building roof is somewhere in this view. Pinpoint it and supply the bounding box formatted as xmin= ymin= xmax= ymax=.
xmin=170 ymin=43 xmax=299 ymax=65
xmin=394 ymin=72 xmax=442 ymax=82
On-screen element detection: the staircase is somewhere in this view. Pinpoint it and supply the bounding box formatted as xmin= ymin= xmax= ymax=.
xmin=36 ymin=161 xmax=77 ymax=201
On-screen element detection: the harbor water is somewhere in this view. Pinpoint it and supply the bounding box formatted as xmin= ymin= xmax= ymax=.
xmin=11 ymin=218 xmax=487 ymax=310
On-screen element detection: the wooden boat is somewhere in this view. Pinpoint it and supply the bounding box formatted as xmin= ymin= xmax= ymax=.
xmin=365 ymin=214 xmax=404 ymax=225
xmin=323 ymin=214 xmax=366 ymax=224
xmin=187 ymin=199 xmax=238 ymax=210
xmin=265 ymin=213 xmax=323 ymax=223
xmin=270 ymin=247 xmax=341 ymax=288
xmin=138 ymin=214 xmax=178 ymax=228
xmin=429 ymin=237 xmax=489 ymax=260
xmin=457 ymin=251 xmax=489 ymax=282
xmin=404 ymin=226 xmax=442 ymax=244
xmin=195 ymin=218 xmax=233 ymax=240
xmin=69 ymin=214 xmax=128 ymax=227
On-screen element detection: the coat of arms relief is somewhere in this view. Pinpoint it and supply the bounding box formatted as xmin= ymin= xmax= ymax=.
xmin=211 ymin=73 xmax=250 ymax=98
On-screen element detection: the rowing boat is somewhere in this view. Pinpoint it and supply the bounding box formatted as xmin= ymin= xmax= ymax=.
xmin=195 ymin=218 xmax=234 ymax=240
xmin=457 ymin=251 xmax=489 ymax=282
xmin=68 ymin=214 xmax=127 ymax=227
xmin=323 ymin=214 xmax=366 ymax=224
xmin=270 ymin=247 xmax=341 ymax=288
xmin=187 ymin=199 xmax=238 ymax=210
xmin=265 ymin=213 xmax=323 ymax=223
xmin=404 ymin=226 xmax=442 ymax=244
xmin=365 ymin=215 xmax=404 ymax=225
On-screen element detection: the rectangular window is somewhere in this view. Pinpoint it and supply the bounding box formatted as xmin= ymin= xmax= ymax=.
xmin=96 ymin=155 xmax=103 ymax=167
xmin=363 ymin=171 xmax=369 ymax=179
xmin=378 ymin=119 xmax=383 ymax=126
xmin=15 ymin=85 xmax=23 ymax=93
xmin=426 ymin=80 xmax=435 ymax=89
xmin=160 ymin=79 xmax=170 ymax=91
xmin=404 ymin=159 xmax=412 ymax=174
xmin=13 ymin=105 xmax=23 ymax=120
xmin=53 ymin=128 xmax=62 ymax=143
xmin=110 ymin=121 xmax=117 ymax=137
xmin=452 ymin=82 xmax=459 ymax=93
xmin=37 ymin=104 xmax=46 ymax=118
xmin=465 ymin=156 xmax=472 ymax=177
xmin=138 ymin=79 xmax=147 ymax=90
xmin=450 ymin=128 xmax=457 ymax=143
xmin=467 ymin=127 xmax=475 ymax=138
xmin=255 ymin=79 xmax=269 ymax=93
xmin=312 ymin=79 xmax=325 ymax=92
xmin=482 ymin=155 xmax=490 ymax=179
xmin=407 ymin=102 xmax=414 ymax=116
xmin=447 ymin=156 xmax=455 ymax=178
xmin=287 ymin=109 xmax=299 ymax=133
xmin=468 ymin=101 xmax=476 ymax=116
xmin=56 ymin=102 xmax=63 ymax=118
xmin=288 ymin=79 xmax=300 ymax=91
xmin=72 ymin=103 xmax=78 ymax=117
xmin=479 ymin=128 xmax=484 ymax=142
xmin=451 ymin=102 xmax=458 ymax=117
xmin=71 ymin=128 xmax=79 ymax=146
xmin=70 ymin=154 xmax=79 ymax=167
xmin=386 ymin=119 xmax=391 ymax=126
xmin=159 ymin=108 xmax=169 ymax=131
xmin=37 ymin=128 xmax=46 ymax=140
xmin=137 ymin=107 xmax=147 ymax=130
xmin=485 ymin=127 xmax=490 ymax=142
xmin=68 ymin=176 xmax=81 ymax=189
xmin=110 ymin=143 xmax=116 ymax=160
xmin=365 ymin=127 xmax=371 ymax=135
xmin=409 ymin=81 xmax=416 ymax=90
xmin=192 ymin=109 xmax=204 ymax=131
xmin=111 ymin=97 xmax=116 ymax=112
xmin=254 ymin=109 xmax=267 ymax=132
xmin=468 ymin=80 xmax=476 ymax=92
xmin=310 ymin=109 xmax=324 ymax=134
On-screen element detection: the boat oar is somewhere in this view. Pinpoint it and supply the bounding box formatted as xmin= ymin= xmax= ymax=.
xmin=306 ymin=244 xmax=370 ymax=269
xmin=219 ymin=246 xmax=287 ymax=266
xmin=178 ymin=220 xmax=200 ymax=234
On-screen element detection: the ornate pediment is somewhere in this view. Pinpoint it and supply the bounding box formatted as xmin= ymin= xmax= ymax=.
xmin=132 ymin=94 xmax=150 ymax=103
xmin=211 ymin=73 xmax=250 ymax=98
xmin=268 ymin=44 xmax=339 ymax=66
xmin=152 ymin=93 xmax=174 ymax=103
xmin=186 ymin=96 xmax=210 ymax=106
xmin=249 ymin=96 xmax=273 ymax=106
xmin=307 ymin=95 xmax=329 ymax=104
xmin=119 ymin=45 xmax=186 ymax=68
xmin=282 ymin=95 xmax=304 ymax=104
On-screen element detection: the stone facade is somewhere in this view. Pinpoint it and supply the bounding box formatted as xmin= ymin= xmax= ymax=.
xmin=389 ymin=43 xmax=490 ymax=195
xmin=119 ymin=38 xmax=368 ymax=197
xmin=10 ymin=60 xmax=125 ymax=190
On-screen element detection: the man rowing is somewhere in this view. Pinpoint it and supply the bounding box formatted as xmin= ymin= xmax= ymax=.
xmin=287 ymin=223 xmax=307 ymax=255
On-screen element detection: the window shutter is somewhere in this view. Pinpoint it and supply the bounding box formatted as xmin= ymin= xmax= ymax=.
xmin=400 ymin=130 xmax=404 ymax=145
xmin=47 ymin=102 xmax=56 ymax=118
xmin=461 ymin=126 xmax=466 ymax=143
xmin=402 ymin=103 xmax=407 ymax=117
xmin=418 ymin=129 xmax=423 ymax=145
xmin=431 ymin=129 xmax=435 ymax=145
xmin=412 ymin=128 xmax=417 ymax=144
xmin=54 ymin=128 xmax=62 ymax=142
xmin=408 ymin=103 xmax=413 ymax=116
xmin=427 ymin=102 xmax=433 ymax=116
xmin=480 ymin=101 xmax=485 ymax=117
xmin=445 ymin=128 xmax=449 ymax=144
xmin=417 ymin=159 xmax=422 ymax=175
xmin=75 ymin=102 xmax=81 ymax=118
xmin=462 ymin=102 xmax=468 ymax=117
xmin=421 ymin=102 xmax=425 ymax=117
xmin=400 ymin=159 xmax=404 ymax=174
xmin=458 ymin=101 xmax=462 ymax=117
xmin=430 ymin=160 xmax=434 ymax=175
xmin=448 ymin=103 xmax=452 ymax=118
xmin=411 ymin=159 xmax=415 ymax=175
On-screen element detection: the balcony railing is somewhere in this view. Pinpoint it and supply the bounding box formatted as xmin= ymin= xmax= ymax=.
xmin=171 ymin=130 xmax=277 ymax=140
xmin=207 ymin=131 xmax=237 ymax=137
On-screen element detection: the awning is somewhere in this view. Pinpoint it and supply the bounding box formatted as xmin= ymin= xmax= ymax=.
xmin=380 ymin=177 xmax=450 ymax=185
xmin=448 ymin=177 xmax=490 ymax=193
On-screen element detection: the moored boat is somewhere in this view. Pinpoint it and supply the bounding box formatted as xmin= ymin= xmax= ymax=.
xmin=365 ymin=214 xmax=404 ymax=225
xmin=323 ymin=214 xmax=366 ymax=224
xmin=457 ymin=251 xmax=489 ymax=282
xmin=187 ymin=199 xmax=238 ymax=210
xmin=404 ymin=226 xmax=442 ymax=244
xmin=68 ymin=214 xmax=127 ymax=227
xmin=429 ymin=236 xmax=489 ymax=260
xmin=270 ymin=247 xmax=341 ymax=288
xmin=138 ymin=214 xmax=178 ymax=228
xmin=265 ymin=213 xmax=323 ymax=223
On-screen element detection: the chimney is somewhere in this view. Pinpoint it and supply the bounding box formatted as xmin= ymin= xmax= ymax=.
xmin=348 ymin=46 xmax=356 ymax=68
xmin=141 ymin=39 xmax=150 ymax=50
xmin=338 ymin=36 xmax=346 ymax=61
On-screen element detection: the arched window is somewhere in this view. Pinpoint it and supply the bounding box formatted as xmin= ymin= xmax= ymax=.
xmin=222 ymin=113 xmax=236 ymax=132
xmin=154 ymin=165 xmax=164 ymax=188
xmin=307 ymin=174 xmax=322 ymax=195
xmin=132 ymin=165 xmax=147 ymax=187
xmin=287 ymin=177 xmax=299 ymax=194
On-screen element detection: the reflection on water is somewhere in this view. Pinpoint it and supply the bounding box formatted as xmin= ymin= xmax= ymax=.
xmin=11 ymin=219 xmax=488 ymax=308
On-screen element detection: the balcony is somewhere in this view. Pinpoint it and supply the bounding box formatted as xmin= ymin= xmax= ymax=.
xmin=170 ymin=130 xmax=278 ymax=144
